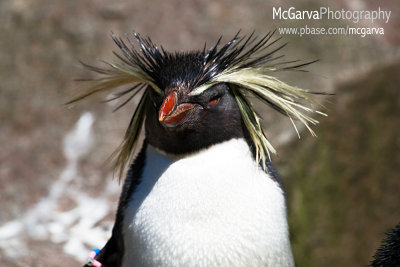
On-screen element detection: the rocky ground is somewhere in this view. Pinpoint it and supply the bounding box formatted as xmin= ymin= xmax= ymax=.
xmin=0 ymin=0 xmax=399 ymax=266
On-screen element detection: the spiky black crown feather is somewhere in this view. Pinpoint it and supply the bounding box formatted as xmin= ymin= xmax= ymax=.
xmin=69 ymin=31 xmax=326 ymax=177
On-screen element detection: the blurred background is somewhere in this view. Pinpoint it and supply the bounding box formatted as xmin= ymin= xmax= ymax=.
xmin=0 ymin=0 xmax=399 ymax=266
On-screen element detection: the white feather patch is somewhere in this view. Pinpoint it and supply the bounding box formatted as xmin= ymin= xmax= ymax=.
xmin=122 ymin=138 xmax=294 ymax=266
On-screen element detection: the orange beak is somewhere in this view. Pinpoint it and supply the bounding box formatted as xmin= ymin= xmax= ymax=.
xmin=158 ymin=91 xmax=195 ymax=127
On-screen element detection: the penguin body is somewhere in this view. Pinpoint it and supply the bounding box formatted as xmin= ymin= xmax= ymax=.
xmin=121 ymin=139 xmax=293 ymax=266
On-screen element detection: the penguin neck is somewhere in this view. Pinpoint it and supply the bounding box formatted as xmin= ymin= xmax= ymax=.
xmin=148 ymin=136 xmax=251 ymax=162
xmin=135 ymin=138 xmax=256 ymax=196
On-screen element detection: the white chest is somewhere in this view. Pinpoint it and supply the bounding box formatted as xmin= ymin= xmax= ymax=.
xmin=122 ymin=139 xmax=294 ymax=267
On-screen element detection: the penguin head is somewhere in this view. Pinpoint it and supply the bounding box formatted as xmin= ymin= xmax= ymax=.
xmin=69 ymin=31 xmax=325 ymax=177
xmin=145 ymin=78 xmax=244 ymax=154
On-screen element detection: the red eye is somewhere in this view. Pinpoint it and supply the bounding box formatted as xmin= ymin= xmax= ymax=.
xmin=209 ymin=97 xmax=220 ymax=105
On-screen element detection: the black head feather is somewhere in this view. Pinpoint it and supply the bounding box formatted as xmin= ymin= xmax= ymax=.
xmin=109 ymin=30 xmax=300 ymax=94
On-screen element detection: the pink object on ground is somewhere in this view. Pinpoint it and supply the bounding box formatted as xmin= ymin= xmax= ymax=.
xmin=87 ymin=249 xmax=104 ymax=267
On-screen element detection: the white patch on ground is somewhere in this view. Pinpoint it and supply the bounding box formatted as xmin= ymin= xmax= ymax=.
xmin=0 ymin=112 xmax=119 ymax=262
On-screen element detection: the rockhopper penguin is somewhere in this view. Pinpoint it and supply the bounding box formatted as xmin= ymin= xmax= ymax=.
xmin=71 ymin=31 xmax=325 ymax=267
